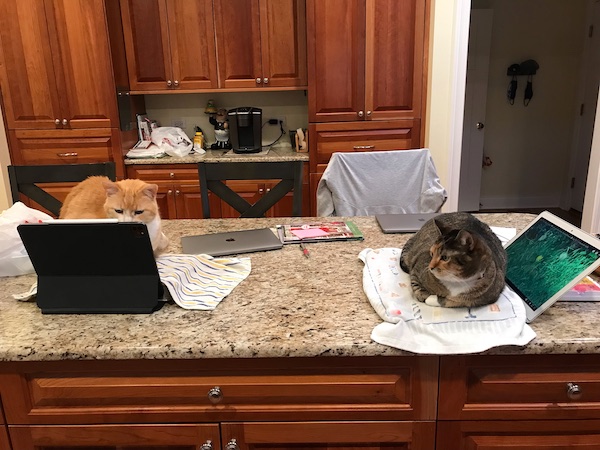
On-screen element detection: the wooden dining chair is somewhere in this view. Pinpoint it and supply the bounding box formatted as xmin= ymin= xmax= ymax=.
xmin=198 ymin=160 xmax=303 ymax=218
xmin=8 ymin=162 xmax=117 ymax=217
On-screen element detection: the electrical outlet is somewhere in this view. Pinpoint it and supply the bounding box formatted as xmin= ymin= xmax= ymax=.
xmin=268 ymin=115 xmax=287 ymax=131
xmin=171 ymin=117 xmax=185 ymax=129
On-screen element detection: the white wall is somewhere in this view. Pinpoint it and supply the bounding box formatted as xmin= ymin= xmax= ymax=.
xmin=478 ymin=0 xmax=587 ymax=209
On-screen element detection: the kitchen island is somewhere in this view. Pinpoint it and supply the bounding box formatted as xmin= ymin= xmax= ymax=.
xmin=1 ymin=214 xmax=599 ymax=450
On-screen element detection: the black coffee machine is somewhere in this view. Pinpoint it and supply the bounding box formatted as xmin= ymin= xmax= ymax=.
xmin=227 ymin=107 xmax=262 ymax=153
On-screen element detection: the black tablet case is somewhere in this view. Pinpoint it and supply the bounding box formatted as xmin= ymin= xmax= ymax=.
xmin=17 ymin=222 xmax=164 ymax=314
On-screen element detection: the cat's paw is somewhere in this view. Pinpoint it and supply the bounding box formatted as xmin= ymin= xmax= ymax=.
xmin=425 ymin=295 xmax=442 ymax=307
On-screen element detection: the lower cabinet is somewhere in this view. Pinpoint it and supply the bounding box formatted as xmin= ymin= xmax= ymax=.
xmin=0 ymin=357 xmax=438 ymax=450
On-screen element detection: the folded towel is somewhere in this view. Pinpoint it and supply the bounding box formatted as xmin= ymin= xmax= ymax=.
xmin=359 ymin=247 xmax=536 ymax=354
xmin=154 ymin=254 xmax=251 ymax=310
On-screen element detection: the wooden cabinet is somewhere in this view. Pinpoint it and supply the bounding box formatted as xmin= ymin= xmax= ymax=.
xmin=0 ymin=0 xmax=118 ymax=130
xmin=121 ymin=0 xmax=306 ymax=92
xmin=126 ymin=165 xmax=215 ymax=219
xmin=307 ymin=0 xmax=427 ymax=123
xmin=0 ymin=0 xmax=126 ymax=181
xmin=0 ymin=357 xmax=437 ymax=450
xmin=214 ymin=0 xmax=307 ymax=90
xmin=120 ymin=0 xmax=218 ymax=91
xmin=437 ymin=354 xmax=600 ymax=449
xmin=306 ymin=0 xmax=429 ymax=213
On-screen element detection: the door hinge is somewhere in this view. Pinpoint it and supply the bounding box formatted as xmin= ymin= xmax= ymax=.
xmin=571 ymin=177 xmax=576 ymax=188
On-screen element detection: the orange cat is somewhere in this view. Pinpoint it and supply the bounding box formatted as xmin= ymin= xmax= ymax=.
xmin=60 ymin=176 xmax=169 ymax=255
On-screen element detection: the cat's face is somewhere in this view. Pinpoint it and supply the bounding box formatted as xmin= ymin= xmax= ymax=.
xmin=102 ymin=179 xmax=159 ymax=223
xmin=428 ymin=228 xmax=487 ymax=283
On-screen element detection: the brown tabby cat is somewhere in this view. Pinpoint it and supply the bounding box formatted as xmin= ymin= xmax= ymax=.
xmin=399 ymin=212 xmax=506 ymax=308
xmin=60 ymin=176 xmax=169 ymax=256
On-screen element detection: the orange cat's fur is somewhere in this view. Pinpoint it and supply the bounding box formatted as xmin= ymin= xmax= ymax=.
xmin=60 ymin=176 xmax=169 ymax=255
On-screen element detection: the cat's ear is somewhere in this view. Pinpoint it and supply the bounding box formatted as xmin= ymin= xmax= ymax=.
xmin=432 ymin=219 xmax=444 ymax=237
xmin=142 ymin=183 xmax=159 ymax=200
xmin=456 ymin=230 xmax=475 ymax=251
xmin=102 ymin=180 xmax=120 ymax=197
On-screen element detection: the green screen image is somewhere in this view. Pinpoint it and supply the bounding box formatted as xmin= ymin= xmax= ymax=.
xmin=505 ymin=218 xmax=600 ymax=310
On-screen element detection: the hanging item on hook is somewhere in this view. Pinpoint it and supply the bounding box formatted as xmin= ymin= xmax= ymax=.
xmin=520 ymin=59 xmax=539 ymax=106
xmin=506 ymin=63 xmax=520 ymax=105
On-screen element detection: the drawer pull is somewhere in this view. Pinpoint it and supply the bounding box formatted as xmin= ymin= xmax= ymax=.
xmin=62 ymin=118 xmax=68 ymax=126
xmin=358 ymin=110 xmax=364 ymax=118
xmin=567 ymin=382 xmax=582 ymax=400
xmin=170 ymin=172 xmax=175 ymax=178
xmin=57 ymin=152 xmax=78 ymax=157
xmin=353 ymin=145 xmax=375 ymax=150
xmin=54 ymin=118 xmax=60 ymax=125
xmin=201 ymin=440 xmax=213 ymax=450
xmin=226 ymin=439 xmax=239 ymax=450
xmin=208 ymin=386 xmax=223 ymax=404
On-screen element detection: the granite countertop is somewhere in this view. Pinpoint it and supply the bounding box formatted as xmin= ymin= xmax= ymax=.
xmin=0 ymin=214 xmax=598 ymax=362
xmin=124 ymin=146 xmax=309 ymax=165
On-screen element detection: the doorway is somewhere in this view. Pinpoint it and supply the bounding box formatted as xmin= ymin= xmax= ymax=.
xmin=458 ymin=0 xmax=599 ymax=215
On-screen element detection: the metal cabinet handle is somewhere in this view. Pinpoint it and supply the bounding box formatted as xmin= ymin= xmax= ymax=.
xmin=57 ymin=152 xmax=78 ymax=157
xmin=54 ymin=118 xmax=60 ymax=125
xmin=226 ymin=439 xmax=239 ymax=450
xmin=62 ymin=118 xmax=68 ymax=125
xmin=353 ymin=145 xmax=375 ymax=150
xmin=174 ymin=80 xmax=179 ymax=87
xmin=167 ymin=80 xmax=172 ymax=87
xmin=258 ymin=188 xmax=264 ymax=194
xmin=208 ymin=386 xmax=223 ymax=404
xmin=256 ymin=77 xmax=262 ymax=84
xmin=263 ymin=77 xmax=269 ymax=84
xmin=170 ymin=172 xmax=175 ymax=178
xmin=167 ymin=189 xmax=173 ymax=195
xmin=366 ymin=110 xmax=372 ymax=116
xmin=476 ymin=122 xmax=485 ymax=129
xmin=175 ymin=190 xmax=180 ymax=196
xmin=567 ymin=382 xmax=582 ymax=400
xmin=200 ymin=440 xmax=213 ymax=450
xmin=358 ymin=111 xmax=364 ymax=118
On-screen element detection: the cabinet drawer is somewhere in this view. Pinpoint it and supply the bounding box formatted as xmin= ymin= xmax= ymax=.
xmin=309 ymin=120 xmax=421 ymax=169
xmin=439 ymin=355 xmax=600 ymax=420
xmin=8 ymin=129 xmax=115 ymax=165
xmin=127 ymin=164 xmax=199 ymax=182
xmin=0 ymin=357 xmax=438 ymax=424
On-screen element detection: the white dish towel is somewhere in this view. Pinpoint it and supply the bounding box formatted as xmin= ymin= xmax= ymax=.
xmin=360 ymin=247 xmax=536 ymax=354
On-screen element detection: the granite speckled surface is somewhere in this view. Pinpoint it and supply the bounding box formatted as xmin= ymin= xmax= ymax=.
xmin=1 ymin=214 xmax=598 ymax=362
xmin=124 ymin=146 xmax=309 ymax=165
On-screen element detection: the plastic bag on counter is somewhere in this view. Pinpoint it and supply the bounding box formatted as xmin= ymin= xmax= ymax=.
xmin=151 ymin=127 xmax=193 ymax=157
xmin=0 ymin=202 xmax=53 ymax=277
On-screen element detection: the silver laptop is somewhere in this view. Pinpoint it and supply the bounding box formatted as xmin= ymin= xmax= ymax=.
xmin=376 ymin=213 xmax=440 ymax=233
xmin=181 ymin=228 xmax=283 ymax=257
xmin=504 ymin=211 xmax=600 ymax=323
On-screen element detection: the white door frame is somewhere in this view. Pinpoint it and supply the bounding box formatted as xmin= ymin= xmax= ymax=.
xmin=448 ymin=0 xmax=600 ymax=233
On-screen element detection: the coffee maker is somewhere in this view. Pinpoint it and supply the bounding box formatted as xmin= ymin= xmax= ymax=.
xmin=227 ymin=107 xmax=262 ymax=153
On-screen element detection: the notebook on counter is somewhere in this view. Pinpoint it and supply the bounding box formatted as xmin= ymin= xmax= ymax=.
xmin=17 ymin=221 xmax=164 ymax=314
xmin=376 ymin=213 xmax=440 ymax=233
xmin=504 ymin=211 xmax=600 ymax=322
xmin=181 ymin=228 xmax=283 ymax=256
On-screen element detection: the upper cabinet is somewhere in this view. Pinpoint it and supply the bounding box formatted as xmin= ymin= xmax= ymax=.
xmin=120 ymin=0 xmax=307 ymax=92
xmin=120 ymin=0 xmax=219 ymax=91
xmin=0 ymin=0 xmax=118 ymax=129
xmin=307 ymin=0 xmax=428 ymax=123
xmin=214 ymin=0 xmax=307 ymax=90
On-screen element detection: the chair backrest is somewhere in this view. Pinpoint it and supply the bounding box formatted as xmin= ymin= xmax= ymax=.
xmin=8 ymin=162 xmax=117 ymax=217
xmin=316 ymin=149 xmax=447 ymax=217
xmin=198 ymin=160 xmax=303 ymax=218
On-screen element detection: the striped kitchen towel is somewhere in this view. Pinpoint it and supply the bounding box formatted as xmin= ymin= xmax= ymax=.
xmin=156 ymin=254 xmax=251 ymax=310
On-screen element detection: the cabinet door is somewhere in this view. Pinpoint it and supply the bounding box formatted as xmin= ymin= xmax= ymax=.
xmin=9 ymin=424 xmax=220 ymax=450
xmin=220 ymin=180 xmax=264 ymax=218
xmin=168 ymin=0 xmax=219 ymax=90
xmin=120 ymin=0 xmax=172 ymax=90
xmin=174 ymin=183 xmax=208 ymax=219
xmin=437 ymin=420 xmax=600 ymax=450
xmin=0 ymin=0 xmax=62 ymax=129
xmin=259 ymin=0 xmax=307 ymax=88
xmin=49 ymin=0 xmax=118 ymax=128
xmin=154 ymin=181 xmax=178 ymax=220
xmin=366 ymin=0 xmax=427 ymax=121
xmin=214 ymin=0 xmax=262 ymax=89
xmin=221 ymin=421 xmax=435 ymax=450
xmin=307 ymin=0 xmax=366 ymax=122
